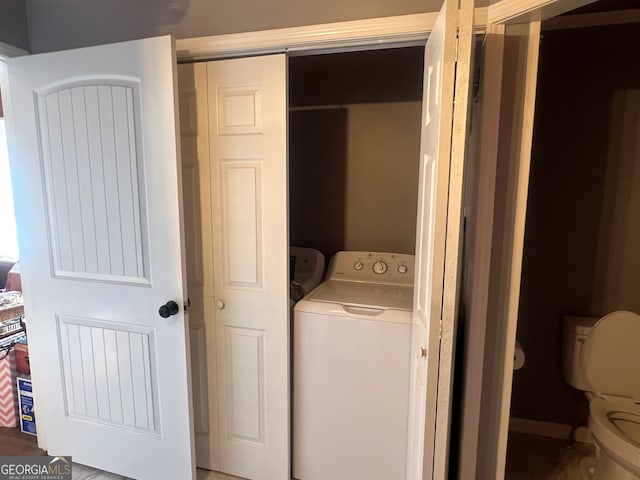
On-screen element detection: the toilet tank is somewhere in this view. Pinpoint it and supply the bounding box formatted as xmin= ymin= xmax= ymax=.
xmin=562 ymin=315 xmax=599 ymax=390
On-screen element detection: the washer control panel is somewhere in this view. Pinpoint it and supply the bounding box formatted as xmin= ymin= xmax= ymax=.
xmin=326 ymin=251 xmax=414 ymax=285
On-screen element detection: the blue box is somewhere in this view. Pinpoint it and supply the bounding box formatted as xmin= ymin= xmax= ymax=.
xmin=17 ymin=376 xmax=36 ymax=436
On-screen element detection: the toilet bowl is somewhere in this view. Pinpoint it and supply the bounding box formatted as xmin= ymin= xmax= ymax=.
xmin=563 ymin=311 xmax=640 ymax=479
xmin=589 ymin=398 xmax=640 ymax=479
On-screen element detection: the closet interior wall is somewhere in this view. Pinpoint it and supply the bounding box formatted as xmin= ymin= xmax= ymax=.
xmin=288 ymin=47 xmax=425 ymax=259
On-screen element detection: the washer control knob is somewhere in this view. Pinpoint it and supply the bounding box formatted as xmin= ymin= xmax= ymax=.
xmin=354 ymin=261 xmax=364 ymax=271
xmin=398 ymin=264 xmax=408 ymax=274
xmin=372 ymin=261 xmax=388 ymax=275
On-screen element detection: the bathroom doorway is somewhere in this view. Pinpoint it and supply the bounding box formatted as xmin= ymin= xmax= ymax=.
xmin=505 ymin=11 xmax=640 ymax=480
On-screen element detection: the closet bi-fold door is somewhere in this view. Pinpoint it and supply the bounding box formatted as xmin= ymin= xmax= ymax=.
xmin=178 ymin=63 xmax=219 ymax=471
xmin=408 ymin=0 xmax=475 ymax=478
xmin=207 ymin=55 xmax=288 ymax=480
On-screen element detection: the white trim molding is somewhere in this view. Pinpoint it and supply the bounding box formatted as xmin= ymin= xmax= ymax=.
xmin=509 ymin=417 xmax=593 ymax=444
xmin=475 ymin=6 xmax=489 ymax=29
xmin=488 ymin=0 xmax=597 ymax=25
xmin=176 ymin=13 xmax=438 ymax=60
xmin=544 ymin=8 xmax=640 ymax=30
xmin=0 ymin=41 xmax=28 ymax=61
xmin=490 ymin=0 xmax=555 ymax=24
xmin=176 ymin=8 xmax=493 ymax=62
xmin=491 ymin=21 xmax=542 ymax=480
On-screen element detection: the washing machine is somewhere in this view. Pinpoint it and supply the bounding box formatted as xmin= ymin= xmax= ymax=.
xmin=293 ymin=251 xmax=414 ymax=480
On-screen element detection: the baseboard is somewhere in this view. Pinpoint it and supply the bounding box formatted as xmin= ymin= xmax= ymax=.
xmin=509 ymin=417 xmax=593 ymax=444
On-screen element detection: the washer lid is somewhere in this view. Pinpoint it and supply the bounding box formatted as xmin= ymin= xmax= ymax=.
xmin=307 ymin=280 xmax=413 ymax=311
xmin=583 ymin=311 xmax=640 ymax=401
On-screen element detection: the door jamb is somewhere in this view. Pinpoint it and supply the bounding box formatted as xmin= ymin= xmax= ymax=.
xmin=494 ymin=22 xmax=542 ymax=480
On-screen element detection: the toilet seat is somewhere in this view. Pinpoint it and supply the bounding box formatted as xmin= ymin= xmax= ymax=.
xmin=589 ymin=397 xmax=640 ymax=473
xmin=582 ymin=311 xmax=640 ymax=401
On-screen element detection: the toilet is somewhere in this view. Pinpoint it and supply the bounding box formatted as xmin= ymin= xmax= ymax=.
xmin=562 ymin=311 xmax=640 ymax=479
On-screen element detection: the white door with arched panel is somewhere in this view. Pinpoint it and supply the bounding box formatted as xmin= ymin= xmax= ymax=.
xmin=4 ymin=36 xmax=195 ymax=480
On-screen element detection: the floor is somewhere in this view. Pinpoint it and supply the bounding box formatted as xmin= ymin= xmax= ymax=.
xmin=0 ymin=426 xmax=45 ymax=456
xmin=505 ymin=431 xmax=597 ymax=480
xmin=72 ymin=464 xmax=244 ymax=480
xmin=0 ymin=427 xmax=243 ymax=479
xmin=1 ymin=426 xmax=601 ymax=480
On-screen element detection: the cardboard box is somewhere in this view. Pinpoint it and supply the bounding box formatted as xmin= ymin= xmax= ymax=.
xmin=17 ymin=376 xmax=36 ymax=435
xmin=0 ymin=349 xmax=19 ymax=427
xmin=5 ymin=262 xmax=22 ymax=293
xmin=14 ymin=342 xmax=30 ymax=375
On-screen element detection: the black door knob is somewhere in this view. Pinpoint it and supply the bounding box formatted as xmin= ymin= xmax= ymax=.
xmin=159 ymin=300 xmax=180 ymax=318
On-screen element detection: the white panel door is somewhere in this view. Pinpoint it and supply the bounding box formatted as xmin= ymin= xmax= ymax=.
xmin=4 ymin=36 xmax=195 ymax=480
xmin=406 ymin=1 xmax=459 ymax=479
xmin=207 ymin=55 xmax=288 ymax=480
xmin=178 ymin=63 xmax=220 ymax=471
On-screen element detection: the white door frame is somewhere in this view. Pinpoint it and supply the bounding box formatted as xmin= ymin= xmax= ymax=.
xmin=467 ymin=22 xmax=542 ymax=480
xmin=177 ymin=13 xmax=446 ymax=61
xmin=0 ymin=42 xmax=28 ymax=61
xmin=456 ymin=23 xmax=507 ymax=480
xmin=0 ymin=41 xmax=29 ymax=120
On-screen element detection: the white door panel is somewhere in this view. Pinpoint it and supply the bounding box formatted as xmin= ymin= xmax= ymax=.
xmin=407 ymin=1 xmax=459 ymax=479
xmin=178 ymin=62 xmax=220 ymax=471
xmin=5 ymin=36 xmax=194 ymax=480
xmin=208 ymin=55 xmax=288 ymax=480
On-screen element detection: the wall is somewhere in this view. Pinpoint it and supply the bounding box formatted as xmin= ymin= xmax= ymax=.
xmin=288 ymin=49 xmax=423 ymax=260
xmin=0 ymin=119 xmax=20 ymax=259
xmin=511 ymin=23 xmax=640 ymax=425
xmin=25 ymin=0 xmax=452 ymax=54
xmin=289 ymin=103 xmax=421 ymax=258
xmin=344 ymin=102 xmax=421 ymax=254
xmin=0 ymin=0 xmax=29 ymax=50
xmin=591 ymin=90 xmax=640 ymax=315
xmin=289 ymin=108 xmax=348 ymax=258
